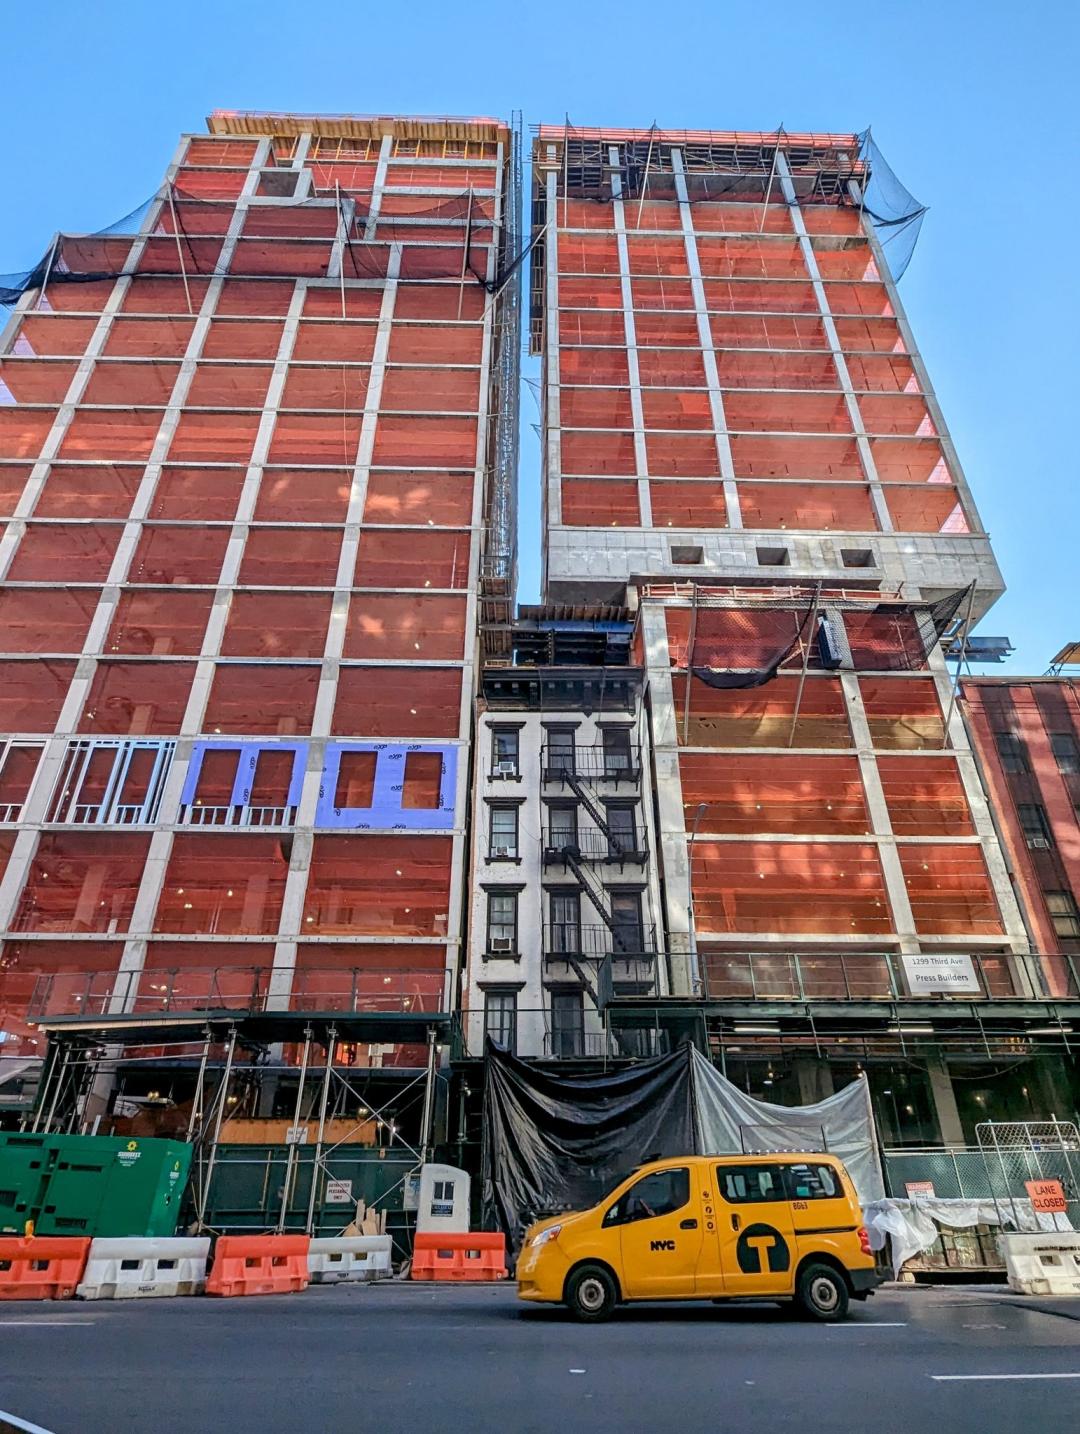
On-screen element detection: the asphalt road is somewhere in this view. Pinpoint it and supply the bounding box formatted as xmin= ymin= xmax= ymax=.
xmin=1 ymin=1284 xmax=1079 ymax=1434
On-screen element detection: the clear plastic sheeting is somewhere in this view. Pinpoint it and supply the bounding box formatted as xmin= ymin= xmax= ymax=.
xmin=863 ymin=1197 xmax=1074 ymax=1279
xmin=690 ymin=1048 xmax=883 ymax=1203
xmin=856 ymin=130 xmax=927 ymax=281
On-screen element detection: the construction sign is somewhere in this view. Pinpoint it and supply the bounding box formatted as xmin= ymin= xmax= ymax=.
xmin=1025 ymin=1179 xmax=1067 ymax=1214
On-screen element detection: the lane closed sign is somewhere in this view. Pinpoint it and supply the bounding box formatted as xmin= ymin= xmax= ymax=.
xmin=1025 ymin=1179 xmax=1067 ymax=1214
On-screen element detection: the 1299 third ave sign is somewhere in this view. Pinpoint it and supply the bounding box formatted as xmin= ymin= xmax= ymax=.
xmin=901 ymin=953 xmax=982 ymax=994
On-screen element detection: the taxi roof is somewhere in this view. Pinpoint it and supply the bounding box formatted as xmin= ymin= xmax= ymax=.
xmin=635 ymin=1152 xmax=842 ymax=1173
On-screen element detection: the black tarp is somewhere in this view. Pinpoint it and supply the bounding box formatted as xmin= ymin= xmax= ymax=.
xmin=481 ymin=1043 xmax=694 ymax=1249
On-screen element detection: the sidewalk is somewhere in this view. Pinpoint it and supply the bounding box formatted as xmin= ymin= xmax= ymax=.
xmin=913 ymin=1281 xmax=1080 ymax=1323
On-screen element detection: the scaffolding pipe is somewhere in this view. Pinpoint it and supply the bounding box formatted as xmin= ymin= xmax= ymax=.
xmin=787 ymin=583 xmax=822 ymax=747
xmin=41 ymin=1045 xmax=70 ymax=1134
xmin=681 ymin=582 xmax=699 ymax=746
xmin=759 ymin=128 xmax=783 ymax=233
xmin=185 ymin=1029 xmax=213 ymax=1142
xmin=36 ymin=232 xmax=61 ymax=312
xmin=305 ymin=1027 xmax=336 ymax=1235
xmin=941 ymin=580 xmax=978 ymax=749
xmin=277 ymin=1027 xmax=312 ymax=1233
xmin=635 ymin=125 xmax=658 ymax=231
xmin=166 ymin=184 xmax=194 ymax=316
xmin=196 ymin=1025 xmax=236 ymax=1230
xmin=418 ymin=1026 xmax=439 ymax=1165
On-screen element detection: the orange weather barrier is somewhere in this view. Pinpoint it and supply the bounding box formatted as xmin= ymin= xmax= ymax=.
xmin=205 ymin=1234 xmax=310 ymax=1297
xmin=0 ymin=1236 xmax=91 ymax=1300
xmin=410 ymin=1232 xmax=507 ymax=1283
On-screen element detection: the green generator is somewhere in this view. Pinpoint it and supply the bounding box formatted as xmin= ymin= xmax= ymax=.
xmin=0 ymin=1132 xmax=192 ymax=1238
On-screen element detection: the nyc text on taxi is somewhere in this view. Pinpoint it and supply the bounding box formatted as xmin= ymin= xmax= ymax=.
xmin=517 ymin=1153 xmax=882 ymax=1321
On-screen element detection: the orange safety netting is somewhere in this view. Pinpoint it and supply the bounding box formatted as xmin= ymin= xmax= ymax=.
xmin=860 ymin=677 xmax=945 ymax=748
xmin=104 ymin=316 xmax=197 ymax=356
xmin=149 ymin=467 xmax=246 ymax=520
xmin=331 ymin=666 xmax=462 ymax=738
xmin=78 ymin=660 xmax=196 ymax=735
xmin=302 ymin=836 xmax=453 ymax=936
xmin=691 ymin=840 xmax=892 ymax=935
xmin=106 ymin=590 xmax=214 ymax=656
xmin=353 ymin=529 xmax=471 ymax=588
xmin=221 ymin=592 xmax=333 ymax=658
xmin=12 ymin=834 xmax=151 ymax=933
xmin=35 ymin=464 xmax=141 ymax=518
xmin=650 ymin=480 xmax=727 ymax=528
xmin=128 ymin=525 xmax=230 ymax=584
xmin=0 ymin=589 xmax=97 ymax=653
xmin=154 ymin=834 xmax=291 ymax=935
xmin=362 ymin=470 xmax=475 ymax=526
xmin=238 ymin=527 xmax=343 ymax=586
xmin=877 ymin=755 xmax=974 ymax=836
xmin=8 ymin=521 xmax=120 ymax=580
xmin=560 ymin=478 xmax=640 ymax=527
xmin=202 ymin=318 xmax=286 ymax=359
xmin=253 ymin=468 xmax=352 ymax=522
xmin=341 ymin=593 xmax=468 ymax=660
xmin=202 ymin=664 xmax=320 ymax=735
xmin=0 ymin=661 xmax=75 ymax=733
xmin=738 ymin=483 xmax=878 ymax=532
xmin=679 ymin=752 xmax=870 ymax=834
xmin=899 ymin=845 xmax=1004 ymax=936
xmin=670 ymin=673 xmax=850 ymax=749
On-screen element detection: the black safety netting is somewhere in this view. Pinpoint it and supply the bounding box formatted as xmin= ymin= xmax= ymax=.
xmin=688 ymin=603 xmax=816 ymax=689
xmin=855 ymin=128 xmax=927 ymax=281
xmin=481 ymin=1043 xmax=695 ymax=1248
xmin=0 ymin=184 xmax=525 ymax=308
xmin=548 ymin=122 xmax=927 ymax=279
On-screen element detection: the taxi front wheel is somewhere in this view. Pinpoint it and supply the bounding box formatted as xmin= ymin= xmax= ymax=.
xmin=795 ymin=1264 xmax=849 ymax=1322
xmin=566 ymin=1264 xmax=618 ymax=1323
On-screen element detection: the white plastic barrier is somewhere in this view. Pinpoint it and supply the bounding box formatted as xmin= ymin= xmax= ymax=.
xmin=1001 ymin=1231 xmax=1080 ymax=1296
xmin=76 ymin=1237 xmax=211 ymax=1300
xmin=308 ymin=1235 xmax=393 ymax=1284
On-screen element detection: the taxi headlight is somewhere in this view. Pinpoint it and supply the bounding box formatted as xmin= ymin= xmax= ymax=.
xmin=530 ymin=1223 xmax=562 ymax=1248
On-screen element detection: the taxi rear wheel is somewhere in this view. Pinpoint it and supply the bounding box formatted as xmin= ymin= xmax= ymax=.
xmin=795 ymin=1263 xmax=849 ymax=1322
xmin=566 ymin=1264 xmax=618 ymax=1323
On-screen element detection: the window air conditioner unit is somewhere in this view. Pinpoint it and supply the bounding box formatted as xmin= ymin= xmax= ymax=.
xmin=494 ymin=761 xmax=517 ymax=777
xmin=1027 ymin=836 xmax=1052 ymax=850
xmin=489 ymin=937 xmax=514 ymax=952
xmin=491 ymin=845 xmax=514 ymax=858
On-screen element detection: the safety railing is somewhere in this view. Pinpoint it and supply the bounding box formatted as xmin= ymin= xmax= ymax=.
xmin=540 ymin=744 xmax=642 ymax=784
xmin=453 ymin=1008 xmax=662 ymax=1061
xmin=25 ymin=966 xmax=451 ymax=1020
xmin=541 ymin=828 xmax=648 ymax=865
xmin=701 ymin=951 xmax=1080 ymax=1003
xmin=543 ymin=923 xmax=658 ymax=964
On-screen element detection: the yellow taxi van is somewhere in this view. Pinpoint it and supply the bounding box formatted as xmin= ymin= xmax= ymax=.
xmin=516 ymin=1152 xmax=882 ymax=1322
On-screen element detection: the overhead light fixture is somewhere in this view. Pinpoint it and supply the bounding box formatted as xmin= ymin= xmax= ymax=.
xmin=734 ymin=1024 xmax=781 ymax=1035
xmin=1028 ymin=1025 xmax=1073 ymax=1035
xmin=887 ymin=1024 xmax=933 ymax=1034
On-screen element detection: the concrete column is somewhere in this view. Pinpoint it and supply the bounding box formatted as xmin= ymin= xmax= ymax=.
xmin=640 ymin=602 xmax=695 ymax=995
xmin=927 ymin=645 xmax=1030 ymax=957
xmin=609 ymin=146 xmax=651 ymax=527
xmin=926 ymin=1052 xmax=965 ymax=1145
xmin=670 ymin=147 xmax=740 ymax=526
xmin=795 ymin=1058 xmax=834 ymax=1104
xmin=839 ymin=669 xmax=919 ymax=953
xmin=775 ymin=152 xmax=892 ymax=535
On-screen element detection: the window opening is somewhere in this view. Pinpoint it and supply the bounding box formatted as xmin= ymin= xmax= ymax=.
xmin=491 ymin=727 xmax=520 ymax=778
xmin=484 ymin=990 xmax=517 ymax=1052
xmin=0 ymin=741 xmax=44 ymax=821
xmin=603 ymin=1168 xmax=690 ymax=1226
xmin=487 ymin=892 xmax=518 ymax=953
xmin=47 ymin=739 xmax=175 ymax=825
xmin=550 ymin=990 xmax=585 ymax=1058
xmin=489 ymin=805 xmax=519 ymax=859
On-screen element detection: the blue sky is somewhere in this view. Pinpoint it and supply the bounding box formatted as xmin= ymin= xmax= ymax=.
xmin=3 ymin=1 xmax=1076 ymax=673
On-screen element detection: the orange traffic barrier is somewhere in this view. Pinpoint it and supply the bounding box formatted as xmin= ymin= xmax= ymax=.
xmin=205 ymin=1234 xmax=310 ymax=1298
xmin=0 ymin=1236 xmax=91 ymax=1300
xmin=410 ymin=1231 xmax=507 ymax=1282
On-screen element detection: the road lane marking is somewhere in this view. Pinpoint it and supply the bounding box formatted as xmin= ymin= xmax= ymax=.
xmin=931 ymin=1373 xmax=1080 ymax=1382
xmin=829 ymin=1322 xmax=907 ymax=1328
xmin=0 ymin=1411 xmax=57 ymax=1434
xmin=0 ymin=1319 xmax=96 ymax=1327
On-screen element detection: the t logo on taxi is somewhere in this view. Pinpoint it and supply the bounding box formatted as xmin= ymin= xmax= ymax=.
xmin=736 ymin=1224 xmax=791 ymax=1274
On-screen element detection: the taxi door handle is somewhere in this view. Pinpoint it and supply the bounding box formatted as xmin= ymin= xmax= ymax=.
xmin=731 ymin=1214 xmax=741 ymax=1232
xmin=680 ymin=1218 xmax=698 ymax=1230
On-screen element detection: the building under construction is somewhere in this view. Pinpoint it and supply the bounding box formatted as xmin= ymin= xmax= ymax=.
xmin=0 ymin=109 xmax=521 ymax=1150
xmin=525 ymin=125 xmax=1077 ymax=1138
xmin=0 ymin=113 xmax=1077 ymax=1177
